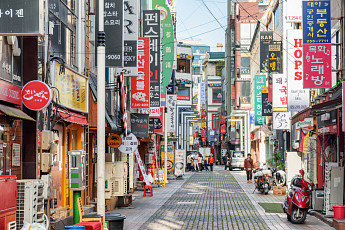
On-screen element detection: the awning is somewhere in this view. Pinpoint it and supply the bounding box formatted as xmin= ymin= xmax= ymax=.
xmin=0 ymin=104 xmax=35 ymax=121
xmin=58 ymin=109 xmax=88 ymax=125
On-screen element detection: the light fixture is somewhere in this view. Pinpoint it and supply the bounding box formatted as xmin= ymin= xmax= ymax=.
xmin=321 ymin=94 xmax=327 ymax=102
xmin=311 ymin=98 xmax=315 ymax=106
xmin=315 ymin=97 xmax=321 ymax=104
xmin=327 ymin=90 xmax=333 ymax=98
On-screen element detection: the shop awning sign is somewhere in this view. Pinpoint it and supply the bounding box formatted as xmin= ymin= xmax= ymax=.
xmin=22 ymin=80 xmax=52 ymax=111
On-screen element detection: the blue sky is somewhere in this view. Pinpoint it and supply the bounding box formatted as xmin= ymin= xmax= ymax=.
xmin=176 ymin=0 xmax=227 ymax=51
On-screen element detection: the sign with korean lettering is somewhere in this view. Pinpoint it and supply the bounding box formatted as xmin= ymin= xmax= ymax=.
xmin=303 ymin=44 xmax=332 ymax=88
xmin=131 ymin=37 xmax=150 ymax=108
xmin=143 ymin=10 xmax=161 ymax=107
xmin=142 ymin=107 xmax=164 ymax=133
xmin=272 ymin=74 xmax=287 ymax=111
xmin=119 ymin=133 xmax=138 ymax=154
xmin=273 ymin=112 xmax=291 ymax=130
xmin=261 ymin=86 xmax=272 ymax=116
xmin=269 ymin=43 xmax=282 ymax=73
xmin=166 ymin=95 xmax=177 ymax=133
xmin=130 ymin=113 xmax=149 ymax=137
xmin=116 ymin=0 xmax=139 ymax=76
xmin=52 ymin=61 xmax=88 ymax=113
xmin=103 ymin=0 xmax=124 ymax=67
xmin=254 ymin=75 xmax=266 ymax=125
xmin=302 ymin=0 xmax=331 ymax=44
xmin=260 ymin=31 xmax=273 ymax=73
xmin=0 ymin=0 xmax=44 ymax=36
xmin=287 ymin=0 xmax=302 ymax=22
xmin=22 ymin=80 xmax=52 ymax=111
xmin=153 ymin=0 xmax=174 ymax=99
xmin=287 ymin=30 xmax=310 ymax=111
xmin=200 ymin=82 xmax=206 ymax=105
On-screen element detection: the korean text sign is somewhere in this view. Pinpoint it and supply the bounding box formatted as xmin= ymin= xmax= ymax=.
xmin=260 ymin=31 xmax=273 ymax=73
xmin=273 ymin=112 xmax=291 ymax=130
xmin=261 ymin=86 xmax=272 ymax=116
xmin=254 ymin=75 xmax=266 ymax=126
xmin=22 ymin=80 xmax=52 ymax=111
xmin=131 ymin=37 xmax=150 ymax=108
xmin=142 ymin=107 xmax=164 ymax=133
xmin=130 ymin=113 xmax=149 ymax=137
xmin=167 ymin=95 xmax=177 ymax=133
xmin=287 ymin=30 xmax=309 ymax=111
xmin=143 ymin=10 xmax=161 ymax=107
xmin=303 ymin=44 xmax=332 ymax=88
xmin=302 ymin=0 xmax=331 ymax=44
xmin=272 ymin=74 xmax=287 ymax=111
xmin=103 ymin=0 xmax=124 ymax=67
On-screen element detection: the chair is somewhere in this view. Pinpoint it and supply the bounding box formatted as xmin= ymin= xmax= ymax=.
xmin=143 ymin=185 xmax=153 ymax=197
xmin=77 ymin=197 xmax=104 ymax=229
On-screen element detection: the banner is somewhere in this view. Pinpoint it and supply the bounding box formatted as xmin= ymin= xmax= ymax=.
xmin=260 ymin=31 xmax=273 ymax=73
xmin=153 ymin=0 xmax=174 ymax=99
xmin=103 ymin=0 xmax=124 ymax=67
xmin=287 ymin=30 xmax=309 ymax=111
xmin=174 ymin=149 xmax=185 ymax=177
xmin=272 ymin=74 xmax=287 ymax=111
xmin=254 ymin=75 xmax=266 ymax=125
xmin=273 ymin=112 xmax=291 ymax=130
xmin=130 ymin=113 xmax=149 ymax=137
xmin=303 ymin=44 xmax=332 ymax=88
xmin=302 ymin=0 xmax=331 ymax=44
xmin=166 ymin=95 xmax=177 ymax=133
xmin=116 ymin=0 xmax=139 ymax=76
xmin=135 ymin=149 xmax=151 ymax=185
xmin=286 ymin=0 xmax=302 ymax=22
xmin=143 ymin=10 xmax=161 ymax=107
xmin=131 ymin=37 xmax=150 ymax=108
xmin=261 ymin=86 xmax=272 ymax=116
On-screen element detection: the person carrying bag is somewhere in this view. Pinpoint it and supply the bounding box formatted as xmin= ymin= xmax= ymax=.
xmin=244 ymin=153 xmax=254 ymax=182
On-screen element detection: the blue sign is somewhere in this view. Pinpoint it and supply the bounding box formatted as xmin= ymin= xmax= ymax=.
xmin=250 ymin=111 xmax=255 ymax=125
xmin=302 ymin=0 xmax=331 ymax=44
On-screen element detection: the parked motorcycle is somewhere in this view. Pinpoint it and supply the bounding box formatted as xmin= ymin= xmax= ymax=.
xmin=254 ymin=169 xmax=272 ymax=194
xmin=271 ymin=168 xmax=287 ymax=187
xmin=282 ymin=169 xmax=314 ymax=224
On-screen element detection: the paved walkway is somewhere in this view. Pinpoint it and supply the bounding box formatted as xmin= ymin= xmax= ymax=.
xmin=113 ymin=166 xmax=332 ymax=230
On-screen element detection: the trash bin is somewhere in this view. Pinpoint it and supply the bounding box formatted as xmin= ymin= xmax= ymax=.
xmin=105 ymin=213 xmax=126 ymax=230
xmin=65 ymin=226 xmax=85 ymax=230
xmin=333 ymin=205 xmax=345 ymax=219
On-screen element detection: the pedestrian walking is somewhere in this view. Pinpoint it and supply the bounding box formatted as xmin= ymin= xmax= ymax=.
xmin=187 ymin=153 xmax=192 ymax=171
xmin=204 ymin=156 xmax=209 ymax=171
xmin=193 ymin=152 xmax=199 ymax=171
xmin=223 ymin=154 xmax=228 ymax=170
xmin=227 ymin=154 xmax=232 ymax=171
xmin=244 ymin=153 xmax=254 ymax=183
xmin=209 ymin=155 xmax=214 ymax=171
xmin=198 ymin=154 xmax=203 ymax=172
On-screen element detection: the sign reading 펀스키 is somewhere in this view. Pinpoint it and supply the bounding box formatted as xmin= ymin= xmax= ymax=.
xmin=22 ymin=80 xmax=52 ymax=111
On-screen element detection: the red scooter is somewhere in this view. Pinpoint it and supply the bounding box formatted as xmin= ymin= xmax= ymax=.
xmin=282 ymin=169 xmax=314 ymax=224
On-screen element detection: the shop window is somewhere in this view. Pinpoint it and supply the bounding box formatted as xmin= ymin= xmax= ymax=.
xmin=274 ymin=3 xmax=281 ymax=30
xmin=177 ymin=58 xmax=190 ymax=73
xmin=212 ymin=88 xmax=222 ymax=103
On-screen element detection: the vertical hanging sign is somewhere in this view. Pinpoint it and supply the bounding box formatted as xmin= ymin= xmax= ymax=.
xmin=254 ymin=75 xmax=266 ymax=125
xmin=143 ymin=10 xmax=161 ymax=107
xmin=302 ymin=0 xmax=331 ymax=88
xmin=131 ymin=37 xmax=150 ymax=108
xmin=287 ymin=30 xmax=309 ymax=111
xmin=103 ymin=0 xmax=124 ymax=67
xmin=260 ymin=31 xmax=273 ymax=73
xmin=268 ymin=43 xmax=282 ymax=73
xmin=166 ymin=95 xmax=177 ymax=133
xmin=272 ymin=74 xmax=287 ymax=111
xmin=261 ymin=86 xmax=272 ymax=116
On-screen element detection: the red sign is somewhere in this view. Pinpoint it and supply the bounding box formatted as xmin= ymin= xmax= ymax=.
xmin=201 ymin=110 xmax=207 ymax=118
xmin=201 ymin=129 xmax=207 ymax=137
xmin=303 ymin=44 xmax=332 ymax=88
xmin=22 ymin=80 xmax=52 ymax=111
xmin=0 ymin=80 xmax=21 ymax=105
xmin=142 ymin=107 xmax=164 ymax=133
xmin=177 ymin=96 xmax=189 ymax=100
xmin=220 ymin=124 xmax=227 ymax=134
xmin=220 ymin=115 xmax=226 ymax=124
xmin=131 ymin=37 xmax=150 ymax=108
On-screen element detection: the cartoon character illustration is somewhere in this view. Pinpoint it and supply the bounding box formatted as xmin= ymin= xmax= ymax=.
xmin=132 ymin=92 xmax=148 ymax=102
xmin=155 ymin=4 xmax=168 ymax=22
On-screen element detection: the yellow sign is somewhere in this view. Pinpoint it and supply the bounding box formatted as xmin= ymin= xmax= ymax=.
xmin=107 ymin=134 xmax=122 ymax=148
xmin=261 ymin=86 xmax=268 ymax=93
xmin=202 ymin=122 xmax=206 ymax=128
xmin=53 ymin=61 xmax=88 ymax=113
xmin=231 ymin=116 xmax=235 ymax=126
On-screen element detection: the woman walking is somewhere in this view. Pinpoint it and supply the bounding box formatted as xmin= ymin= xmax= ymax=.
xmin=209 ymin=155 xmax=214 ymax=171
xmin=198 ymin=154 xmax=203 ymax=172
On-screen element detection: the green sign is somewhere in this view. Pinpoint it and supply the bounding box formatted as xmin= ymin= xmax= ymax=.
xmin=153 ymin=0 xmax=174 ymax=100
xmin=254 ymin=75 xmax=267 ymax=125
xmin=161 ymin=144 xmax=174 ymax=152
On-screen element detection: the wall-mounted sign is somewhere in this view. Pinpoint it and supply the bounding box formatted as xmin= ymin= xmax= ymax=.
xmin=118 ymin=133 xmax=138 ymax=154
xmin=260 ymin=31 xmax=273 ymax=73
xmin=22 ymin=80 xmax=52 ymax=111
xmin=268 ymin=43 xmax=282 ymax=73
xmin=286 ymin=0 xmax=302 ymax=22
xmin=0 ymin=0 xmax=44 ymax=36
xmin=130 ymin=113 xmax=149 ymax=137
xmin=107 ymin=134 xmax=122 ymax=148
xmin=261 ymin=86 xmax=272 ymax=116
xmin=273 ymin=112 xmax=291 ymax=130
xmin=254 ymin=75 xmax=266 ymax=125
xmin=272 ymin=74 xmax=287 ymax=111
xmin=0 ymin=79 xmax=21 ymax=105
xmin=208 ymin=83 xmax=222 ymax=87
xmin=142 ymin=107 xmax=163 ymax=133
xmin=167 ymin=95 xmax=177 ymax=133
xmin=296 ymin=118 xmax=314 ymax=129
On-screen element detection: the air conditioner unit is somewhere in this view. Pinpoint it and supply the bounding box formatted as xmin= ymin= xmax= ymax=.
xmin=312 ymin=190 xmax=324 ymax=211
xmin=16 ymin=180 xmax=44 ymax=229
xmin=113 ymin=177 xmax=127 ymax=196
xmin=145 ymin=154 xmax=153 ymax=164
xmin=8 ymin=221 xmax=16 ymax=230
xmin=105 ymin=162 xmax=127 ymax=198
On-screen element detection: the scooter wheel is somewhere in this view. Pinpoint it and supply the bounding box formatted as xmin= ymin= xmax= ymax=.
xmin=290 ymin=207 xmax=307 ymax=224
xmin=287 ymin=214 xmax=291 ymax=221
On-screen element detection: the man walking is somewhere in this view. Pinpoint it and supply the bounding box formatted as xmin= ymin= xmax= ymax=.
xmin=187 ymin=153 xmax=192 ymax=171
xmin=193 ymin=152 xmax=199 ymax=172
xmin=244 ymin=153 xmax=254 ymax=183
xmin=209 ymin=154 xmax=214 ymax=171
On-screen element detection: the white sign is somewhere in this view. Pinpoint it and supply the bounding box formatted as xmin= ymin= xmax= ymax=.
xmin=12 ymin=143 xmax=20 ymax=167
xmin=167 ymin=95 xmax=177 ymax=133
xmin=273 ymin=112 xmax=291 ymax=130
xmin=175 ymin=149 xmax=185 ymax=177
xmin=287 ymin=30 xmax=309 ymax=111
xmin=286 ymin=0 xmax=302 ymax=22
xmin=118 ymin=133 xmax=138 ymax=154
xmin=272 ymin=74 xmax=287 ymax=111
xmin=142 ymin=107 xmax=161 ymax=117
xmin=134 ymin=149 xmax=151 ymax=185
xmin=200 ymin=82 xmax=205 ymax=105
xmin=296 ymin=117 xmax=313 ymax=129
xmin=210 ymin=130 xmax=215 ymax=136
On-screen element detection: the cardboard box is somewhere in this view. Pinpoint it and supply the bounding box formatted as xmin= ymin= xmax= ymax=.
xmin=273 ymin=190 xmax=283 ymax=195
xmin=105 ymin=197 xmax=118 ymax=211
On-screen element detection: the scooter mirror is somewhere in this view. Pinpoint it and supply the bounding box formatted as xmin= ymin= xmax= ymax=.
xmin=299 ymin=169 xmax=305 ymax=178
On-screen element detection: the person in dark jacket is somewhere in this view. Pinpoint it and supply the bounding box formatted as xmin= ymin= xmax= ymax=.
xmin=244 ymin=153 xmax=254 ymax=182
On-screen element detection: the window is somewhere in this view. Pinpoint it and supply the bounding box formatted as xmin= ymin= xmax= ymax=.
xmin=177 ymin=87 xmax=190 ymax=100
xmin=240 ymin=57 xmax=250 ymax=75
xmin=274 ymin=4 xmax=281 ymax=30
xmin=240 ymin=81 xmax=251 ymax=104
xmin=177 ymin=58 xmax=190 ymax=73
xmin=268 ymin=19 xmax=273 ymax=31
xmin=212 ymin=88 xmax=222 ymax=103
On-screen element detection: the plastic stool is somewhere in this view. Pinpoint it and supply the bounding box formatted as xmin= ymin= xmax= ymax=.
xmin=143 ymin=185 xmax=153 ymax=197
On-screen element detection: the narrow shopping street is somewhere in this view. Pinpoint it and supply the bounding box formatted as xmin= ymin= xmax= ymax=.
xmin=112 ymin=167 xmax=331 ymax=230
